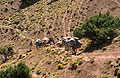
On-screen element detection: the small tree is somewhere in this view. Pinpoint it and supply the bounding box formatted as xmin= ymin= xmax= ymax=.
xmin=74 ymin=12 xmax=120 ymax=44
xmin=0 ymin=62 xmax=32 ymax=78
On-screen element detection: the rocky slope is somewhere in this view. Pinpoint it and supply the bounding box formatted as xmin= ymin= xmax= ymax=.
xmin=0 ymin=0 xmax=120 ymax=78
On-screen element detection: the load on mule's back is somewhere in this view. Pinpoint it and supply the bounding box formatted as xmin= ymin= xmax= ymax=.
xmin=57 ymin=36 xmax=83 ymax=55
xmin=35 ymin=39 xmax=42 ymax=49
xmin=68 ymin=37 xmax=83 ymax=54
xmin=34 ymin=37 xmax=55 ymax=49
xmin=48 ymin=37 xmax=55 ymax=45
xmin=42 ymin=37 xmax=55 ymax=47
xmin=62 ymin=36 xmax=71 ymax=51
xmin=69 ymin=37 xmax=82 ymax=48
xmin=42 ymin=37 xmax=49 ymax=47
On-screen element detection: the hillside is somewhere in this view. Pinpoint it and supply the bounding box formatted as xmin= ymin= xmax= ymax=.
xmin=0 ymin=0 xmax=120 ymax=78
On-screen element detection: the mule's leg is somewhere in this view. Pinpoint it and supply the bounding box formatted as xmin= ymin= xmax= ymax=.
xmin=74 ymin=48 xmax=77 ymax=55
xmin=70 ymin=47 xmax=73 ymax=55
xmin=72 ymin=47 xmax=76 ymax=55
xmin=36 ymin=45 xmax=37 ymax=49
xmin=71 ymin=47 xmax=74 ymax=55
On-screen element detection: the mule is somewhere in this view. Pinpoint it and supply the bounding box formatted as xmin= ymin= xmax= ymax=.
xmin=35 ymin=39 xmax=42 ymax=49
xmin=48 ymin=37 xmax=55 ymax=45
xmin=68 ymin=39 xmax=83 ymax=55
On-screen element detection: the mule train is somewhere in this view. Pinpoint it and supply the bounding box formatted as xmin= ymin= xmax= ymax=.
xmin=35 ymin=37 xmax=55 ymax=49
xmin=34 ymin=36 xmax=83 ymax=55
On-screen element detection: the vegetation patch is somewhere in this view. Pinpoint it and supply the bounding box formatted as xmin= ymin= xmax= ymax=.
xmin=0 ymin=62 xmax=32 ymax=78
xmin=74 ymin=12 xmax=120 ymax=45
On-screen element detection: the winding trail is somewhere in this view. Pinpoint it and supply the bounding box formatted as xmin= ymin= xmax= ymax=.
xmin=62 ymin=10 xmax=67 ymax=36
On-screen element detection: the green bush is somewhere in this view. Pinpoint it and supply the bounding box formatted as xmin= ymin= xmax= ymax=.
xmin=0 ymin=62 xmax=32 ymax=78
xmin=74 ymin=12 xmax=120 ymax=44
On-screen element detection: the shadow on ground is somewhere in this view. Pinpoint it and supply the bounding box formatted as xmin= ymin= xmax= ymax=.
xmin=83 ymin=40 xmax=113 ymax=52
xmin=19 ymin=0 xmax=40 ymax=9
xmin=19 ymin=0 xmax=58 ymax=9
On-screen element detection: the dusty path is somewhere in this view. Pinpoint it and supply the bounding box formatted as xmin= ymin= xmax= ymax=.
xmin=0 ymin=25 xmax=120 ymax=60
xmin=72 ymin=49 xmax=120 ymax=62
xmin=62 ymin=10 xmax=67 ymax=36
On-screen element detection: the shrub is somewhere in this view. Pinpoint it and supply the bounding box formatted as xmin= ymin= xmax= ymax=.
xmin=36 ymin=69 xmax=42 ymax=75
xmin=57 ymin=64 xmax=63 ymax=70
xmin=74 ymin=12 xmax=120 ymax=44
xmin=117 ymin=70 xmax=120 ymax=78
xmin=13 ymin=19 xmax=20 ymax=25
xmin=77 ymin=57 xmax=83 ymax=65
xmin=70 ymin=61 xmax=77 ymax=70
xmin=42 ymin=72 xmax=46 ymax=76
xmin=49 ymin=25 xmax=52 ymax=29
xmin=90 ymin=57 xmax=95 ymax=64
xmin=31 ymin=66 xmax=35 ymax=70
xmin=114 ymin=67 xmax=119 ymax=76
xmin=0 ymin=62 xmax=32 ymax=78
xmin=4 ymin=7 xmax=8 ymax=12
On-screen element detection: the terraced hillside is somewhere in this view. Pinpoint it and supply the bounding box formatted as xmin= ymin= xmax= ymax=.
xmin=0 ymin=0 xmax=120 ymax=78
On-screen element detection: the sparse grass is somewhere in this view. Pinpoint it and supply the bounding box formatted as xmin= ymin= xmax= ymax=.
xmin=77 ymin=57 xmax=84 ymax=65
xmin=113 ymin=35 xmax=120 ymax=44
xmin=36 ymin=69 xmax=42 ymax=75
xmin=42 ymin=72 xmax=46 ymax=76
xmin=1 ymin=0 xmax=120 ymax=78
xmin=102 ymin=47 xmax=107 ymax=51
xmin=31 ymin=66 xmax=35 ymax=70
xmin=72 ymin=76 xmax=76 ymax=78
xmin=1 ymin=64 xmax=10 ymax=70
xmin=18 ymin=53 xmax=23 ymax=59
xmin=101 ymin=74 xmax=108 ymax=78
